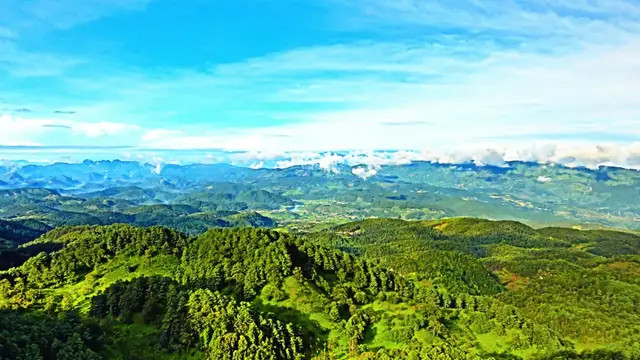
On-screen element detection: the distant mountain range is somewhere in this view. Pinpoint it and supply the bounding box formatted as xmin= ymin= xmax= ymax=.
xmin=0 ymin=159 xmax=638 ymax=230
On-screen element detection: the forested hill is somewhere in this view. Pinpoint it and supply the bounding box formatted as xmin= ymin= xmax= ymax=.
xmin=1 ymin=222 xmax=638 ymax=359
xmin=309 ymin=218 xmax=640 ymax=354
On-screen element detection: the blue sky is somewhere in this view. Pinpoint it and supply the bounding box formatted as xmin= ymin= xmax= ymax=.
xmin=1 ymin=0 xmax=640 ymax=168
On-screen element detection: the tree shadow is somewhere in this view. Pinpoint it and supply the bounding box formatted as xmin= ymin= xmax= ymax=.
xmin=0 ymin=243 xmax=63 ymax=270
xmin=362 ymin=325 xmax=378 ymax=344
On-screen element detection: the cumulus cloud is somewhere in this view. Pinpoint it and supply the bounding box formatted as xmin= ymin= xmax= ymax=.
xmin=150 ymin=157 xmax=164 ymax=174
xmin=147 ymin=156 xmax=181 ymax=175
xmin=272 ymin=151 xmax=425 ymax=178
xmin=273 ymin=152 xmax=329 ymax=169
xmin=317 ymin=153 xmax=345 ymax=173
xmin=537 ymin=176 xmax=552 ymax=183
xmin=352 ymin=166 xmax=378 ymax=180
xmin=264 ymin=142 xmax=640 ymax=174
xmin=472 ymin=149 xmax=508 ymax=167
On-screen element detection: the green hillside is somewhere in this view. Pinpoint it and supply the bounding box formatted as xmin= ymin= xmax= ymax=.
xmin=309 ymin=218 xmax=640 ymax=354
xmin=1 ymin=222 xmax=638 ymax=359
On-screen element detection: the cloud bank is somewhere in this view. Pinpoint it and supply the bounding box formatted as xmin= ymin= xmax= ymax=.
xmin=1 ymin=0 xmax=639 ymax=173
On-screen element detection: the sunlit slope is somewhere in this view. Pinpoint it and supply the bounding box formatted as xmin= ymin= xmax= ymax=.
xmin=310 ymin=218 xmax=640 ymax=353
xmin=6 ymin=224 xmax=636 ymax=358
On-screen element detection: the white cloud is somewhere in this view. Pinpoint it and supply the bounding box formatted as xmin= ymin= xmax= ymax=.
xmin=2 ymin=0 xmax=639 ymax=171
xmin=142 ymin=129 xmax=183 ymax=143
xmin=128 ymin=35 xmax=640 ymax=158
xmin=473 ymin=149 xmax=508 ymax=167
xmin=0 ymin=113 xmax=48 ymax=145
xmin=352 ymin=166 xmax=378 ymax=180
xmin=273 ymin=152 xmax=326 ymax=169
xmin=72 ymin=121 xmax=134 ymax=137
xmin=230 ymin=150 xmax=287 ymax=162
xmin=263 ymin=142 xmax=640 ymax=173
xmin=318 ymin=153 xmax=345 ymax=173
xmin=0 ymin=113 xmax=137 ymax=145
xmin=150 ymin=157 xmax=164 ymax=174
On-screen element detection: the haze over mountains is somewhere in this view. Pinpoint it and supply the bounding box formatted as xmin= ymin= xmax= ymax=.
xmin=1 ymin=159 xmax=638 ymax=231
xmin=0 ymin=158 xmax=638 ymax=359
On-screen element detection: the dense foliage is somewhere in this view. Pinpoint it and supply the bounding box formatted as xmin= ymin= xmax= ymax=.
xmin=310 ymin=218 xmax=640 ymax=357
xmin=0 ymin=310 xmax=105 ymax=360
xmin=0 ymin=218 xmax=638 ymax=359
